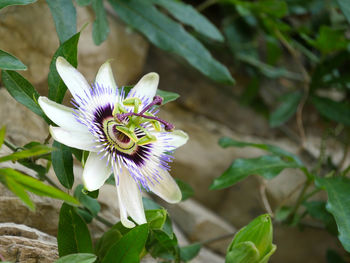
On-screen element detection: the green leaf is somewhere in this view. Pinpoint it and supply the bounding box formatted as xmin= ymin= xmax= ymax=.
xmin=316 ymin=177 xmax=350 ymax=252
xmin=143 ymin=197 xmax=162 ymax=210
xmin=58 ymin=203 xmax=93 ymax=256
xmin=95 ymin=225 xmax=122 ymax=260
xmin=46 ymin=0 xmax=77 ymax=44
xmin=102 ymin=224 xmax=149 ymax=263
xmin=337 ymin=0 xmax=350 ymax=24
xmin=227 ymin=214 xmax=276 ymax=263
xmin=156 ymin=89 xmax=180 ymax=105
xmin=146 ymin=229 xmax=179 ymax=260
xmin=218 ymin=137 xmax=302 ymax=165
xmin=0 ymin=50 xmax=27 ymax=70
xmin=75 ymin=0 xmax=91 ymax=6
xmin=310 ymin=26 xmax=348 ymax=54
xmin=48 ymin=32 xmax=80 ymax=103
xmin=175 ymin=179 xmax=194 ymax=201
xmin=211 ymin=155 xmax=300 ymax=190
xmin=0 ymin=0 xmax=36 ymax=9
xmin=109 ymin=0 xmax=234 ymax=85
xmin=152 ymin=0 xmax=223 ymax=41
xmin=146 ymin=209 xmax=167 ymax=230
xmin=2 ymin=70 xmax=47 ymax=120
xmin=226 ymin=242 xmax=260 ymax=263
xmin=54 ymin=253 xmax=97 ymax=263
xmin=0 ymin=168 xmax=79 ymax=205
xmin=0 ymin=126 xmax=6 ymax=149
xmin=92 ymin=0 xmax=110 ymax=45
xmin=0 ymin=145 xmax=52 ymax=163
xmin=5 ymin=175 xmax=34 ymax=210
xmin=269 ymin=91 xmax=302 ymax=127
xmin=311 ymin=96 xmax=350 ymax=126
xmin=179 ymin=243 xmax=201 ymax=262
xmin=74 ymin=184 xmax=100 ymax=217
xmin=52 ymin=141 xmax=74 ymax=189
xmin=304 ymin=201 xmax=337 ymax=235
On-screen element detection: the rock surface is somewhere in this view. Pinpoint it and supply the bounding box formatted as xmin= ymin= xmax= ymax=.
xmin=0 ymin=223 xmax=58 ymax=263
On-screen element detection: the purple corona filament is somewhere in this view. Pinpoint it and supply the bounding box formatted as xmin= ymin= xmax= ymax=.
xmin=117 ymin=95 xmax=175 ymax=131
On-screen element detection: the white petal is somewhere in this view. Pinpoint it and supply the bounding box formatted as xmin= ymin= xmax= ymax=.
xmin=128 ymin=73 xmax=159 ymax=104
xmin=49 ymin=126 xmax=99 ymax=152
xmin=95 ymin=61 xmax=117 ymax=91
xmin=162 ymin=130 xmax=189 ymax=150
xmin=38 ymin=97 xmax=86 ymax=132
xmin=117 ymin=188 xmax=136 ymax=228
xmin=56 ymin=57 xmax=91 ymax=101
xmin=82 ymin=152 xmax=111 ymax=191
xmin=149 ymin=169 xmax=182 ymax=203
xmin=115 ymin=167 xmax=146 ymax=225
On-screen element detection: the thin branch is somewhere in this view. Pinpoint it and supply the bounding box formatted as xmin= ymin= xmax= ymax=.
xmin=4 ymin=139 xmax=19 ymax=152
xmin=259 ymin=180 xmax=274 ymax=217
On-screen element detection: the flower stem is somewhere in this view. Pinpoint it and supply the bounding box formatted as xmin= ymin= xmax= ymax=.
xmin=4 ymin=139 xmax=18 ymax=151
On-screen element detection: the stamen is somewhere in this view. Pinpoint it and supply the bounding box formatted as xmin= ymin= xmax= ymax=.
xmin=117 ymin=112 xmax=174 ymax=131
xmin=139 ymin=95 xmax=163 ymax=115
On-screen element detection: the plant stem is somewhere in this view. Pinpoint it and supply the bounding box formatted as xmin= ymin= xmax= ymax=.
xmin=95 ymin=215 xmax=114 ymax=227
xmin=287 ymin=180 xmax=311 ymax=223
xmin=4 ymin=139 xmax=18 ymax=151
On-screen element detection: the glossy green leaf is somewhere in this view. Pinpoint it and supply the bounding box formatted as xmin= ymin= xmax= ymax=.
xmin=175 ymin=178 xmax=194 ymax=201
xmin=311 ymin=96 xmax=350 ymax=126
xmin=309 ymin=26 xmax=348 ymax=54
xmin=146 ymin=209 xmax=167 ymax=230
xmin=152 ymin=0 xmax=223 ymax=41
xmin=109 ymin=0 xmax=234 ymax=85
xmin=269 ymin=91 xmax=302 ymax=127
xmin=146 ymin=229 xmax=179 ymax=260
xmin=316 ymin=177 xmax=350 ymax=252
xmin=102 ymin=224 xmax=149 ymax=263
xmin=52 ymin=141 xmax=74 ymax=189
xmin=0 ymin=126 xmax=6 ymax=149
xmin=156 ymin=89 xmax=180 ymax=105
xmin=74 ymin=184 xmax=100 ymax=217
xmin=48 ymin=32 xmax=80 ymax=103
xmin=227 ymin=214 xmax=276 ymax=263
xmin=337 ymin=0 xmax=350 ymax=24
xmin=0 ymin=0 xmax=36 ymax=9
xmin=211 ymin=155 xmax=300 ymax=190
xmin=2 ymin=70 xmax=47 ymax=120
xmin=179 ymin=243 xmax=201 ymax=262
xmin=0 ymin=145 xmax=52 ymax=163
xmin=46 ymin=0 xmax=77 ymax=43
xmin=58 ymin=203 xmax=93 ymax=256
xmin=54 ymin=253 xmax=97 ymax=263
xmin=218 ymin=137 xmax=303 ymax=165
xmin=0 ymin=50 xmax=27 ymax=70
xmin=226 ymin=242 xmax=260 ymax=263
xmin=92 ymin=0 xmax=110 ymax=45
xmin=95 ymin=225 xmax=122 ymax=260
xmin=0 ymin=168 xmax=79 ymax=205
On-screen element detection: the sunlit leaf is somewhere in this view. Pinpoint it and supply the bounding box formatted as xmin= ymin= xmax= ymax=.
xmin=54 ymin=253 xmax=97 ymax=263
xmin=58 ymin=203 xmax=93 ymax=256
xmin=5 ymin=175 xmax=34 ymax=210
xmin=0 ymin=0 xmax=36 ymax=9
xmin=46 ymin=0 xmax=77 ymax=44
xmin=146 ymin=209 xmax=167 ymax=230
xmin=0 ymin=126 xmax=6 ymax=149
xmin=109 ymin=0 xmax=234 ymax=85
xmin=0 ymin=145 xmax=52 ymax=163
xmin=0 ymin=50 xmax=27 ymax=70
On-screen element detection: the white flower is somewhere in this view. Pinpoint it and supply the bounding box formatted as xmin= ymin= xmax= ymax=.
xmin=39 ymin=57 xmax=188 ymax=228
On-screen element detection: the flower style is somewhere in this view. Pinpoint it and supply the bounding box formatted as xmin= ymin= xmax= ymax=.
xmin=38 ymin=57 xmax=188 ymax=228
